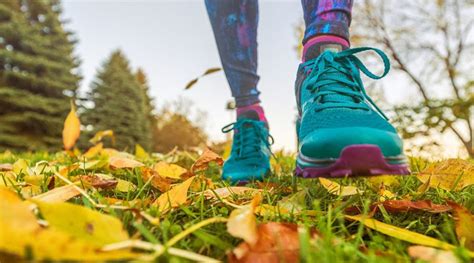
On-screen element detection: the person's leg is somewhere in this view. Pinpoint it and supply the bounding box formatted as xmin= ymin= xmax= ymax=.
xmin=205 ymin=0 xmax=271 ymax=183
xmin=205 ymin=0 xmax=266 ymax=122
xmin=301 ymin=0 xmax=352 ymax=61
xmin=294 ymin=0 xmax=410 ymax=177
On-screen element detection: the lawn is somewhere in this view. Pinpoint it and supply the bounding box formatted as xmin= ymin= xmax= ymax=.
xmin=1 ymin=142 xmax=473 ymax=262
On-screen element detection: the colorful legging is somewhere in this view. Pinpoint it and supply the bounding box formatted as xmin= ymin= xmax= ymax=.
xmin=205 ymin=0 xmax=353 ymax=107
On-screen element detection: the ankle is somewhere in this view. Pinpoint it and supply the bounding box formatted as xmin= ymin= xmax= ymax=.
xmin=236 ymin=103 xmax=268 ymax=123
xmin=302 ymin=35 xmax=349 ymax=62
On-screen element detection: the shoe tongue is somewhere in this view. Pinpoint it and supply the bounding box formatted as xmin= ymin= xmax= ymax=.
xmin=304 ymin=43 xmax=345 ymax=61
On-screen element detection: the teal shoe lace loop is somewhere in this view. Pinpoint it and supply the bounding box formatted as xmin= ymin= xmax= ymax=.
xmin=301 ymin=47 xmax=390 ymax=119
xmin=222 ymin=119 xmax=273 ymax=161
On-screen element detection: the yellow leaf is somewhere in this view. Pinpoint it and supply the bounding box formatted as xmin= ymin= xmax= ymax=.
xmin=345 ymin=214 xmax=464 ymax=252
xmin=367 ymin=175 xmax=400 ymax=189
xmin=153 ymin=176 xmax=195 ymax=212
xmin=83 ymin=142 xmax=104 ymax=159
xmin=89 ymin=129 xmax=115 ymax=145
xmin=32 ymin=184 xmax=81 ymax=202
xmin=12 ymin=158 xmax=30 ymax=175
xmin=449 ymin=202 xmax=474 ymax=250
xmin=202 ymin=186 xmax=262 ymax=200
xmin=319 ymin=178 xmax=363 ymax=196
xmin=227 ymin=193 xmax=262 ymax=246
xmin=192 ymin=148 xmax=224 ymax=172
xmin=154 ymin=161 xmax=188 ymax=179
xmin=62 ymin=101 xmax=81 ymax=151
xmin=135 ymin=144 xmax=149 ymax=159
xmin=32 ymin=199 xmax=129 ymax=247
xmin=0 ymin=187 xmax=137 ymax=260
xmin=417 ymin=159 xmax=474 ymax=191
xmin=408 ymin=246 xmax=460 ymax=263
xmin=109 ymin=157 xmax=144 ymax=169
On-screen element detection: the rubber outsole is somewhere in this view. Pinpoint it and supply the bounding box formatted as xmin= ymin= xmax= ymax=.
xmin=295 ymin=144 xmax=410 ymax=178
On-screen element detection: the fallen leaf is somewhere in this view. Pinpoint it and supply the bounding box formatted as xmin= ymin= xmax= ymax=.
xmin=12 ymin=158 xmax=30 ymax=175
xmin=277 ymin=189 xmax=307 ymax=213
xmin=81 ymin=174 xmax=118 ymax=190
xmin=62 ymin=101 xmax=81 ymax=151
xmin=83 ymin=143 xmax=104 ymax=159
xmin=408 ymin=246 xmax=460 ymax=263
xmin=228 ymin=223 xmax=303 ymax=263
xmin=319 ymin=178 xmax=363 ymax=196
xmin=448 ymin=202 xmax=474 ymax=250
xmin=378 ymin=200 xmax=452 ymax=213
xmin=89 ymin=130 xmax=115 ymax=145
xmin=367 ymin=175 xmax=400 ymax=189
xmin=33 ymin=199 xmax=129 ymax=246
xmin=32 ymin=184 xmax=81 ymax=202
xmin=109 ymin=157 xmax=144 ymax=169
xmin=153 ymin=176 xmax=195 ymax=212
xmin=227 ymin=194 xmax=262 ymax=246
xmin=345 ymin=214 xmax=457 ymax=251
xmin=135 ymin=144 xmax=149 ymax=159
xmin=154 ymin=161 xmax=188 ymax=179
xmin=0 ymin=187 xmax=137 ymax=260
xmin=202 ymin=186 xmax=261 ymax=200
xmin=141 ymin=167 xmax=172 ymax=192
xmin=417 ymin=159 xmax=474 ymax=191
xmin=94 ymin=173 xmax=137 ymax=193
xmin=0 ymin=163 xmax=12 ymax=171
xmin=192 ymin=149 xmax=224 ymax=173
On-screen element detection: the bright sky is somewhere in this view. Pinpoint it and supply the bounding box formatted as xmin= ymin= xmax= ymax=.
xmin=62 ymin=0 xmax=465 ymax=157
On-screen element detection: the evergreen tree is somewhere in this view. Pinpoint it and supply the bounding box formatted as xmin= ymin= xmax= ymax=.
xmin=135 ymin=68 xmax=154 ymax=151
xmin=84 ymin=50 xmax=151 ymax=150
xmin=0 ymin=0 xmax=80 ymax=151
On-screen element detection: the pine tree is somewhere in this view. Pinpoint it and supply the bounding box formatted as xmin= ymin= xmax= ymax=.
xmin=135 ymin=68 xmax=155 ymax=151
xmin=0 ymin=0 xmax=80 ymax=151
xmin=84 ymin=50 xmax=152 ymax=150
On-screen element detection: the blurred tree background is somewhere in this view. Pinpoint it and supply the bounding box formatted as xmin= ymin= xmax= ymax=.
xmin=0 ymin=0 xmax=208 ymax=153
xmin=351 ymin=0 xmax=473 ymax=158
xmin=0 ymin=0 xmax=80 ymax=151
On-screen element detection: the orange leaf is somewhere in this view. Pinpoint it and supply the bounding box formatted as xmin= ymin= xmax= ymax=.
xmin=448 ymin=202 xmax=474 ymax=250
xmin=379 ymin=200 xmax=452 ymax=213
xmin=141 ymin=167 xmax=172 ymax=192
xmin=192 ymin=149 xmax=224 ymax=173
xmin=228 ymin=223 xmax=305 ymax=263
xmin=62 ymin=101 xmax=81 ymax=150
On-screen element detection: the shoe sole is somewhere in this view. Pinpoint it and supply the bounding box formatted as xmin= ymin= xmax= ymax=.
xmin=295 ymin=144 xmax=410 ymax=178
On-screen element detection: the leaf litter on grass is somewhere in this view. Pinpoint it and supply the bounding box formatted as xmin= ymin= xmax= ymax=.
xmin=1 ymin=113 xmax=474 ymax=261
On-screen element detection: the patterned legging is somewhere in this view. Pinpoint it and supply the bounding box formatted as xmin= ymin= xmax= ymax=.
xmin=205 ymin=0 xmax=353 ymax=107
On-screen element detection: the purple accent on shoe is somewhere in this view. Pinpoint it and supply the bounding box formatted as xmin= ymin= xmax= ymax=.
xmin=295 ymin=144 xmax=410 ymax=178
xmin=302 ymin=35 xmax=349 ymax=61
xmin=237 ymin=104 xmax=267 ymax=123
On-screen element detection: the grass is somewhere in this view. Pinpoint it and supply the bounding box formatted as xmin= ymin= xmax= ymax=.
xmin=1 ymin=149 xmax=473 ymax=262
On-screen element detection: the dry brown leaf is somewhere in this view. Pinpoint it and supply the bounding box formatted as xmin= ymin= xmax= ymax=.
xmin=408 ymin=246 xmax=459 ymax=263
xmin=0 ymin=163 xmax=12 ymax=171
xmin=448 ymin=202 xmax=474 ymax=250
xmin=192 ymin=148 xmax=224 ymax=173
xmin=228 ymin=223 xmax=304 ymax=263
xmin=378 ymin=200 xmax=452 ymax=213
xmin=141 ymin=167 xmax=172 ymax=192
xmin=227 ymin=194 xmax=262 ymax=246
xmin=319 ymin=178 xmax=363 ymax=196
xmin=62 ymin=101 xmax=81 ymax=151
xmin=154 ymin=161 xmax=188 ymax=179
xmin=417 ymin=159 xmax=474 ymax=191
xmin=109 ymin=157 xmax=144 ymax=169
xmin=81 ymin=175 xmax=118 ymax=190
xmin=32 ymin=184 xmax=81 ymax=202
xmin=153 ymin=176 xmax=195 ymax=212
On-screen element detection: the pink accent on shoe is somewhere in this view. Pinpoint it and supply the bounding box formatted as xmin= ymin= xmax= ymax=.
xmin=302 ymin=35 xmax=350 ymax=61
xmin=237 ymin=103 xmax=267 ymax=123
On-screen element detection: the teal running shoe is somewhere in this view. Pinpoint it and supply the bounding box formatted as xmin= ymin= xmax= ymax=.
xmin=221 ymin=116 xmax=273 ymax=183
xmin=295 ymin=46 xmax=410 ymax=178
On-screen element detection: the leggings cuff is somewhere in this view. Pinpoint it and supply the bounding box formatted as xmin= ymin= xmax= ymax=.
xmin=303 ymin=20 xmax=350 ymax=45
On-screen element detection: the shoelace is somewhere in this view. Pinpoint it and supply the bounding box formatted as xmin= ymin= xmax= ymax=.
xmin=301 ymin=47 xmax=390 ymax=119
xmin=222 ymin=119 xmax=274 ymax=161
